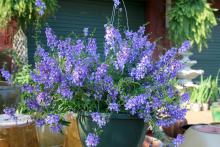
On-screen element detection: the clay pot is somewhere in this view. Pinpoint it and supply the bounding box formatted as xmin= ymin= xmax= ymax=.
xmin=36 ymin=125 xmax=64 ymax=147
xmin=0 ymin=114 xmax=39 ymax=147
xmin=63 ymin=112 xmax=82 ymax=147
xmin=162 ymin=119 xmax=188 ymax=138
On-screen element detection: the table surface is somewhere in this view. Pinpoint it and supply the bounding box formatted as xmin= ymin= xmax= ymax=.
xmin=185 ymin=111 xmax=213 ymax=124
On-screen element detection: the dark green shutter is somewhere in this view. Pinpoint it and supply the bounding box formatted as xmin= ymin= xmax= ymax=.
xmin=192 ymin=12 xmax=220 ymax=77
xmin=27 ymin=0 xmax=146 ymax=64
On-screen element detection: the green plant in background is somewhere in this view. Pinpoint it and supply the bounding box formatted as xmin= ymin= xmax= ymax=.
xmin=0 ymin=0 xmax=57 ymax=29
xmin=210 ymin=70 xmax=220 ymax=102
xmin=168 ymin=0 xmax=217 ymax=52
xmin=190 ymin=72 xmax=220 ymax=104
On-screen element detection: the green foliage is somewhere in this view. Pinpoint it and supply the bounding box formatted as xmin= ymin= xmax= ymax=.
xmin=0 ymin=0 xmax=57 ymax=28
xmin=210 ymin=70 xmax=220 ymax=102
xmin=190 ymin=73 xmax=220 ymax=103
xmin=168 ymin=0 xmax=217 ymax=52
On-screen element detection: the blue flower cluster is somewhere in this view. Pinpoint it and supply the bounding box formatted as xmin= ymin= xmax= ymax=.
xmin=14 ymin=10 xmax=191 ymax=146
xmin=85 ymin=133 xmax=99 ymax=147
xmin=172 ymin=134 xmax=185 ymax=146
xmin=17 ymin=24 xmax=190 ymax=145
xmin=3 ymin=107 xmax=16 ymax=117
xmin=35 ymin=0 xmax=46 ymax=16
xmin=0 ymin=68 xmax=11 ymax=82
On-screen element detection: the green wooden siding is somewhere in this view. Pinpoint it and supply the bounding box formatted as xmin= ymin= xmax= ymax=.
xmin=27 ymin=0 xmax=146 ymax=64
xmin=192 ymin=12 xmax=220 ymax=77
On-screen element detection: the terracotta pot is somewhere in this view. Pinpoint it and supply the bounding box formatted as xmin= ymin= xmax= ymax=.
xmin=63 ymin=112 xmax=82 ymax=147
xmin=0 ymin=114 xmax=39 ymax=147
xmin=142 ymin=136 xmax=163 ymax=147
xmin=162 ymin=119 xmax=188 ymax=138
xmin=36 ymin=125 xmax=64 ymax=147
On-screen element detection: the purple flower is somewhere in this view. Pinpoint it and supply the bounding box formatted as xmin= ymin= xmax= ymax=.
xmin=104 ymin=24 xmax=121 ymax=56
xmin=113 ymin=0 xmax=120 ymax=8
xmin=92 ymin=64 xmax=108 ymax=81
xmin=3 ymin=107 xmax=16 ymax=116
xmin=45 ymin=114 xmax=61 ymax=132
xmin=125 ymin=94 xmax=151 ymax=122
xmin=71 ymin=63 xmax=88 ymax=86
xmin=36 ymin=119 xmax=45 ymax=127
xmin=35 ymin=0 xmax=46 ymax=16
xmin=50 ymin=124 xmax=62 ymax=133
xmin=57 ymin=80 xmax=73 ymax=99
xmin=156 ymin=104 xmax=187 ymax=127
xmin=32 ymin=54 xmax=62 ymax=89
xmin=45 ymin=27 xmax=58 ymax=48
xmin=167 ymin=86 xmax=175 ymax=98
xmin=85 ymin=133 xmax=99 ymax=147
xmin=173 ymin=134 xmax=184 ymax=146
xmin=36 ymin=92 xmax=52 ymax=106
xmin=87 ymin=38 xmax=97 ymax=56
xmin=178 ymin=41 xmax=191 ymax=53
xmin=91 ymin=112 xmax=106 ymax=128
xmin=130 ymin=55 xmax=153 ymax=80
xmin=181 ymin=93 xmax=190 ymax=102
xmin=152 ymin=97 xmax=162 ymax=108
xmin=108 ymin=102 xmax=119 ymax=112
xmin=45 ymin=114 xmax=60 ymax=124
xmin=21 ymin=84 xmax=34 ymax=93
xmin=74 ymin=39 xmax=85 ymax=55
xmin=0 ymin=69 xmax=11 ymax=81
xmin=25 ymin=99 xmax=41 ymax=111
xmin=115 ymin=43 xmax=130 ymax=71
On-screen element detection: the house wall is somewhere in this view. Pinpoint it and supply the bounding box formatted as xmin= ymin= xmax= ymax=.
xmin=0 ymin=20 xmax=17 ymax=71
xmin=211 ymin=0 xmax=220 ymax=9
xmin=145 ymin=0 xmax=170 ymax=58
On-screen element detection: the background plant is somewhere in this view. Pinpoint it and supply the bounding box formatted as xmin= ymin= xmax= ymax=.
xmin=190 ymin=72 xmax=220 ymax=104
xmin=0 ymin=0 xmax=57 ymax=29
xmin=168 ymin=0 xmax=217 ymax=52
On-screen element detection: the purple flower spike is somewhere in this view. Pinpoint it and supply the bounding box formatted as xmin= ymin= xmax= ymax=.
xmin=91 ymin=112 xmax=106 ymax=128
xmin=0 ymin=69 xmax=11 ymax=82
xmin=45 ymin=114 xmax=61 ymax=133
xmin=36 ymin=119 xmax=45 ymax=127
xmin=3 ymin=107 xmax=16 ymax=117
xmin=86 ymin=133 xmax=99 ymax=147
xmin=35 ymin=0 xmax=46 ymax=16
xmin=108 ymin=102 xmax=119 ymax=112
xmin=173 ymin=134 xmax=184 ymax=146
xmin=181 ymin=93 xmax=190 ymax=102
xmin=36 ymin=92 xmax=52 ymax=106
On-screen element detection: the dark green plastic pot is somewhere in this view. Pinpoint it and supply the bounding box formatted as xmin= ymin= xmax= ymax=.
xmin=77 ymin=113 xmax=147 ymax=147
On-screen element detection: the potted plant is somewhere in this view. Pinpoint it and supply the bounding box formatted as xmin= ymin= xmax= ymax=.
xmin=200 ymin=76 xmax=212 ymax=111
xmin=189 ymin=75 xmax=214 ymax=111
xmin=16 ymin=1 xmax=191 ymax=147
xmin=17 ymin=27 xmax=190 ymax=147
xmin=189 ymin=87 xmax=202 ymax=111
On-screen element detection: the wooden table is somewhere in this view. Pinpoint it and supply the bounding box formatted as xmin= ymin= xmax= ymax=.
xmin=185 ymin=111 xmax=213 ymax=124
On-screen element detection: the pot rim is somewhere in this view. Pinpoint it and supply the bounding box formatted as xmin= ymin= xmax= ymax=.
xmin=77 ymin=112 xmax=142 ymax=120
